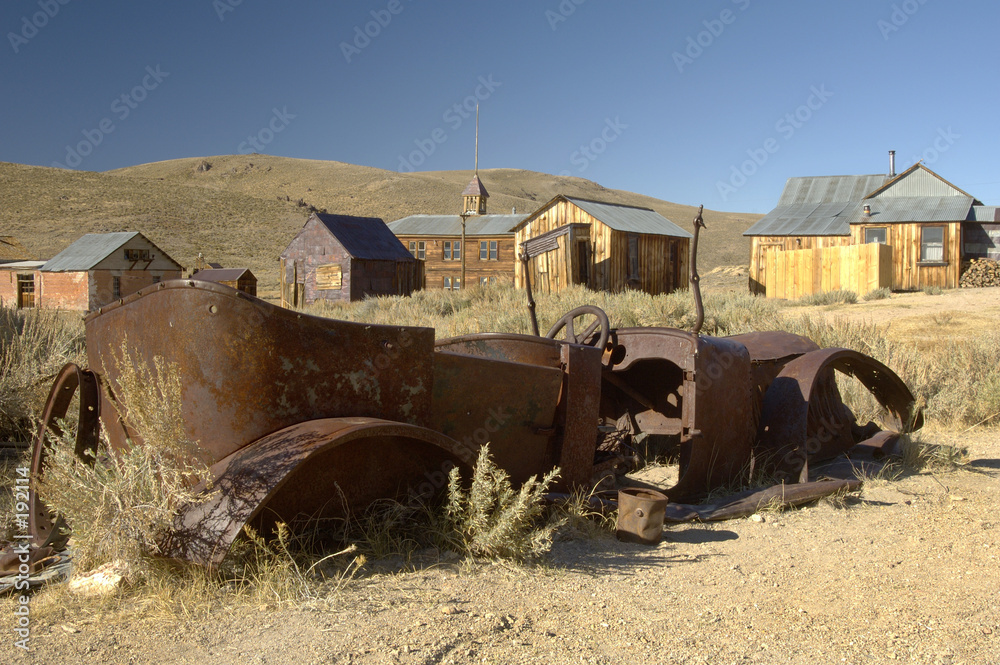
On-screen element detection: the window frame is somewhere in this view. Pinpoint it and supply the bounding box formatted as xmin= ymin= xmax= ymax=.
xmin=919 ymin=225 xmax=946 ymax=264
xmin=864 ymin=227 xmax=888 ymax=244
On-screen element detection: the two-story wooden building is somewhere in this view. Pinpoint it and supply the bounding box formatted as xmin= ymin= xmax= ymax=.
xmin=387 ymin=175 xmax=527 ymax=289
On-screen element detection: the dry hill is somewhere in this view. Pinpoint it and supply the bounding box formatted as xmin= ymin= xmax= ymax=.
xmin=0 ymin=155 xmax=760 ymax=298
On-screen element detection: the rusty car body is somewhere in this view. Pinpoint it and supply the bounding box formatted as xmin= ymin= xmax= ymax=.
xmin=29 ymin=279 xmax=922 ymax=567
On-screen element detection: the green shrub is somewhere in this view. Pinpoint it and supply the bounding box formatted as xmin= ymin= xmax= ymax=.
xmin=922 ymin=285 xmax=944 ymax=296
xmin=792 ymin=290 xmax=858 ymax=306
xmin=441 ymin=445 xmax=561 ymax=561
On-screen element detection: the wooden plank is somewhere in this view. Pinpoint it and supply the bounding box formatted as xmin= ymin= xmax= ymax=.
xmin=315 ymin=263 xmax=343 ymax=290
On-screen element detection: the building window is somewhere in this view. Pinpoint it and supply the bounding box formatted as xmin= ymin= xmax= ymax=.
xmin=479 ymin=276 xmax=497 ymax=286
xmin=112 ymin=276 xmax=122 ymax=299
xmin=124 ymin=248 xmax=151 ymax=261
xmin=443 ymin=276 xmax=461 ymax=290
xmin=479 ymin=240 xmax=498 ymax=261
xmin=444 ymin=241 xmax=452 ymax=260
xmin=864 ymin=227 xmax=887 ymax=244
xmin=408 ymin=241 xmax=417 ymax=258
xmin=444 ymin=241 xmax=462 ymax=261
xmin=417 ymin=241 xmax=425 ymax=260
xmin=920 ymin=226 xmax=945 ymax=262
xmin=627 ymin=234 xmax=639 ymax=281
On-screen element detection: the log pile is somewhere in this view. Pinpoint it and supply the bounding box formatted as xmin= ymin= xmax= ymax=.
xmin=960 ymin=258 xmax=1000 ymax=287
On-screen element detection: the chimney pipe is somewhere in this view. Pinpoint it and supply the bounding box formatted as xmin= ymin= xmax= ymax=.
xmin=889 ymin=150 xmax=896 ymax=177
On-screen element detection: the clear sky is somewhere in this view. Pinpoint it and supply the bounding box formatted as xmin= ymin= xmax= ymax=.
xmin=3 ymin=0 xmax=998 ymax=213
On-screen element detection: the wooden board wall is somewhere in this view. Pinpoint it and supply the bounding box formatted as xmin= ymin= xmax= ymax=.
xmin=515 ymin=201 xmax=689 ymax=295
xmin=748 ymin=235 xmax=851 ymax=294
xmin=764 ymin=243 xmax=892 ymax=299
xmin=850 ymin=222 xmax=961 ymax=290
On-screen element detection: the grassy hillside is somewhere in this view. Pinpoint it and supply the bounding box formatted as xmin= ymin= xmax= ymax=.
xmin=0 ymin=155 xmax=760 ymax=298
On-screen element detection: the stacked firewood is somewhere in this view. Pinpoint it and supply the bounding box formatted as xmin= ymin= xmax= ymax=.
xmin=960 ymin=258 xmax=1000 ymax=287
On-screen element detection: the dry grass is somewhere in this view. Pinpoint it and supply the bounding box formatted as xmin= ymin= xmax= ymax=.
xmin=33 ymin=342 xmax=210 ymax=575
xmin=0 ymin=305 xmax=85 ymax=441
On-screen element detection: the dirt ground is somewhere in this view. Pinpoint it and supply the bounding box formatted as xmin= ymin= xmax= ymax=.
xmin=4 ymin=284 xmax=1000 ymax=664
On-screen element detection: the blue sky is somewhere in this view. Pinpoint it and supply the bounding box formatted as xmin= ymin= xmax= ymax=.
xmin=2 ymin=0 xmax=998 ymax=213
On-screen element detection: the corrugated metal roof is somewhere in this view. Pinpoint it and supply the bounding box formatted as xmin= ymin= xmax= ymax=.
xmin=744 ymin=202 xmax=854 ymax=237
xmin=387 ymin=214 xmax=527 ymax=236
xmin=312 ymin=214 xmax=414 ymax=261
xmin=563 ymin=197 xmax=692 ymax=238
xmin=776 ymin=175 xmax=889 ymax=206
xmin=42 ymin=232 xmax=140 ymax=272
xmin=969 ymin=206 xmax=999 ymax=222
xmin=867 ymin=163 xmax=978 ymax=200
xmin=860 ymin=196 xmax=973 ymax=223
xmin=191 ymin=268 xmax=254 ymax=283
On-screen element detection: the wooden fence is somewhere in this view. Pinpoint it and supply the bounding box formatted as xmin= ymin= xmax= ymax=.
xmin=764 ymin=243 xmax=892 ymax=299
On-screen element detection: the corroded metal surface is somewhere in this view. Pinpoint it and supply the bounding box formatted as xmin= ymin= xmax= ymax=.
xmin=616 ymin=487 xmax=668 ymax=545
xmin=163 ymin=417 xmax=475 ymax=568
xmin=756 ymin=347 xmax=923 ymax=481
xmin=85 ymin=280 xmax=436 ymax=462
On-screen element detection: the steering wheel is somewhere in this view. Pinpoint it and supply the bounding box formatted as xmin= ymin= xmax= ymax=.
xmin=545 ymin=305 xmax=611 ymax=349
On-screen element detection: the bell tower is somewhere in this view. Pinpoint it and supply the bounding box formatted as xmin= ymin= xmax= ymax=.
xmin=461 ymin=105 xmax=488 ymax=215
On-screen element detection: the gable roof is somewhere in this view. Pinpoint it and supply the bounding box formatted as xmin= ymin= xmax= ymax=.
xmin=191 ymin=268 xmax=255 ymax=283
xmin=745 ymin=165 xmax=979 ymax=237
xmin=300 ymin=213 xmax=414 ymax=261
xmin=41 ymin=232 xmax=181 ymax=272
xmin=512 ymin=195 xmax=692 ymax=238
xmin=387 ymin=214 xmax=526 ymax=237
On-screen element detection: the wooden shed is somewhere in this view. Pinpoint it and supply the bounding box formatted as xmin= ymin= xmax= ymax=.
xmin=746 ymin=162 xmax=984 ymax=294
xmin=37 ymin=232 xmax=183 ymax=311
xmin=280 ymin=213 xmax=418 ymax=307
xmin=190 ymin=268 xmax=257 ymax=296
xmin=511 ymin=196 xmax=691 ymax=296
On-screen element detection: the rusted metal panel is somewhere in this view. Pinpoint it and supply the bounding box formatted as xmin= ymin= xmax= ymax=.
xmin=756 ymin=347 xmax=923 ymax=481
xmin=163 ymin=418 xmax=476 ymax=568
xmin=430 ymin=350 xmax=563 ymax=486
xmin=86 ymin=280 xmax=436 ymax=462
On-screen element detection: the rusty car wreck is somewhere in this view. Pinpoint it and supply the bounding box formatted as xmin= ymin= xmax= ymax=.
xmin=28 ymin=277 xmax=922 ymax=567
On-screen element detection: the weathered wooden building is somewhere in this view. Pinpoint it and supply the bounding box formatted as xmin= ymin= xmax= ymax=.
xmin=36 ymin=232 xmax=183 ymax=311
xmin=280 ymin=213 xmax=417 ymax=306
xmin=388 ymin=174 xmax=527 ymax=290
xmin=190 ymin=267 xmax=258 ymax=296
xmin=511 ymin=195 xmax=692 ymax=296
xmin=745 ymin=160 xmax=988 ymax=293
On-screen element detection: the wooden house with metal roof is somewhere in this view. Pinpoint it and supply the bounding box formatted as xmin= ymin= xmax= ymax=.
xmin=37 ymin=232 xmax=183 ymax=311
xmin=745 ymin=158 xmax=988 ymax=293
xmin=511 ymin=195 xmax=692 ymax=296
xmin=190 ymin=267 xmax=258 ymax=297
xmin=387 ymin=174 xmax=527 ymax=290
xmin=280 ymin=212 xmax=418 ymax=306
